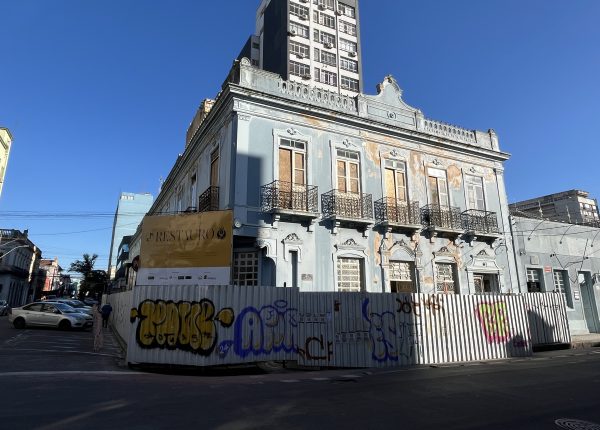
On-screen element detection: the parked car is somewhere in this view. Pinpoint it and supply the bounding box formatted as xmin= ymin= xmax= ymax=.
xmin=0 ymin=300 xmax=8 ymax=316
xmin=8 ymin=302 xmax=93 ymax=330
xmin=83 ymin=298 xmax=99 ymax=306
xmin=45 ymin=299 xmax=93 ymax=316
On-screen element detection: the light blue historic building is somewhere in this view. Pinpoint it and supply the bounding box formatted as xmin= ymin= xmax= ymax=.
xmin=145 ymin=57 xmax=519 ymax=296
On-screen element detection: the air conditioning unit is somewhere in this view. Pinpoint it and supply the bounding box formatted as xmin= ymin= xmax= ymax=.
xmin=324 ymin=42 xmax=334 ymax=49
xmin=318 ymin=4 xmax=326 ymax=10
xmin=296 ymin=53 xmax=305 ymax=59
xmin=299 ymin=14 xmax=308 ymax=21
xmin=288 ymin=29 xmax=297 ymax=36
xmin=302 ymin=74 xmax=312 ymax=80
xmin=336 ymin=9 xmax=342 ymax=15
xmin=299 ymin=0 xmax=308 ymax=3
xmin=348 ymin=51 xmax=357 ymax=57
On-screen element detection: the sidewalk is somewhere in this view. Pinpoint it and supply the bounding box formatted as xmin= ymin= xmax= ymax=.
xmin=571 ymin=333 xmax=600 ymax=349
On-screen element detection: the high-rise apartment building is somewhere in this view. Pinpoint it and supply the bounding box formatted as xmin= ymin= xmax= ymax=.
xmin=510 ymin=190 xmax=600 ymax=225
xmin=240 ymin=0 xmax=363 ymax=96
xmin=107 ymin=192 xmax=154 ymax=279
xmin=0 ymin=127 xmax=12 ymax=199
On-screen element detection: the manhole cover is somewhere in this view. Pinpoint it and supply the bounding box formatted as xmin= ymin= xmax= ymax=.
xmin=555 ymin=419 xmax=600 ymax=430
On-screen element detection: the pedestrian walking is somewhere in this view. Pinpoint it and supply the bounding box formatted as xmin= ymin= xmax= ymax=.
xmin=92 ymin=304 xmax=103 ymax=352
xmin=101 ymin=303 xmax=113 ymax=328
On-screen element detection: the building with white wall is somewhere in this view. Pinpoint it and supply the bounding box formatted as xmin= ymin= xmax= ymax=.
xmin=240 ymin=0 xmax=362 ymax=96
xmin=0 ymin=127 xmax=12 ymax=199
xmin=107 ymin=192 xmax=153 ymax=279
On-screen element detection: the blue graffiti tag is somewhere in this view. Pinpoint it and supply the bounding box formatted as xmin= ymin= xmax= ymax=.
xmin=362 ymin=298 xmax=398 ymax=363
xmin=219 ymin=300 xmax=298 ymax=358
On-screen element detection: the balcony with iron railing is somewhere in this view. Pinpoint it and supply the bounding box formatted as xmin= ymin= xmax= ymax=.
xmin=260 ymin=181 xmax=319 ymax=217
xmin=374 ymin=198 xmax=421 ymax=232
xmin=461 ymin=209 xmax=501 ymax=238
xmin=420 ymin=204 xmax=464 ymax=236
xmin=198 ymin=186 xmax=219 ymax=212
xmin=321 ymin=190 xmax=373 ymax=234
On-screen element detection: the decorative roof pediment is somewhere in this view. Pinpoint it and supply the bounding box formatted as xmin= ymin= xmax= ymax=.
xmin=357 ymin=76 xmax=421 ymax=130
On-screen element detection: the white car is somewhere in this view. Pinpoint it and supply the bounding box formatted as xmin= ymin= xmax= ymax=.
xmin=45 ymin=299 xmax=93 ymax=316
xmin=9 ymin=302 xmax=92 ymax=330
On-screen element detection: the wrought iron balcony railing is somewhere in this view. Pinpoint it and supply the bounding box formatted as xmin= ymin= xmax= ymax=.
xmin=321 ymin=190 xmax=373 ymax=220
xmin=461 ymin=209 xmax=500 ymax=235
xmin=260 ymin=181 xmax=319 ymax=213
xmin=421 ymin=204 xmax=463 ymax=230
xmin=374 ymin=198 xmax=420 ymax=226
xmin=198 ymin=186 xmax=219 ymax=212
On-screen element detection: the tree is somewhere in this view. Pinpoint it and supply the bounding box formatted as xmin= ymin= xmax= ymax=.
xmin=69 ymin=254 xmax=108 ymax=299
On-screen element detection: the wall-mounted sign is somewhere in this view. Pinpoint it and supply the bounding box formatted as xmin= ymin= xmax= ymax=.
xmin=138 ymin=210 xmax=232 ymax=286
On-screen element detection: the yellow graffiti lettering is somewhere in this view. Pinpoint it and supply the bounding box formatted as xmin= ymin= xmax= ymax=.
xmin=130 ymin=299 xmax=235 ymax=356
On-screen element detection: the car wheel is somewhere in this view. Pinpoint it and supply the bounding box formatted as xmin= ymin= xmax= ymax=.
xmin=13 ymin=318 xmax=26 ymax=329
xmin=58 ymin=320 xmax=71 ymax=331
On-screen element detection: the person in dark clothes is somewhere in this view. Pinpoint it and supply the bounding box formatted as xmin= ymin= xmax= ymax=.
xmin=100 ymin=303 xmax=113 ymax=328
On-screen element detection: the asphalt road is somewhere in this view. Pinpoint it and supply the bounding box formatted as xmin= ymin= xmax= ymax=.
xmin=1 ymin=314 xmax=599 ymax=430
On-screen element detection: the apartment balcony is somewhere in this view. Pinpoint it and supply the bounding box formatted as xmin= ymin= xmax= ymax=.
xmin=261 ymin=181 xmax=319 ymax=227
xmin=198 ymin=186 xmax=219 ymax=212
xmin=374 ymin=198 xmax=422 ymax=232
xmin=321 ymin=190 xmax=374 ymax=234
xmin=461 ymin=209 xmax=501 ymax=239
xmin=420 ymin=204 xmax=464 ymax=238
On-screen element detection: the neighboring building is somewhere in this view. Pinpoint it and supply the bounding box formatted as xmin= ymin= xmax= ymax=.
xmin=113 ymin=235 xmax=132 ymax=289
xmin=511 ymin=215 xmax=600 ymax=335
xmin=107 ymin=192 xmax=153 ymax=279
xmin=130 ymin=0 xmax=520 ymax=297
xmin=0 ymin=229 xmax=41 ymax=307
xmin=37 ymin=258 xmax=62 ymax=298
xmin=240 ymin=0 xmax=362 ymax=96
xmin=0 ymin=127 xmax=12 ymax=199
xmin=510 ymin=190 xmax=599 ymax=225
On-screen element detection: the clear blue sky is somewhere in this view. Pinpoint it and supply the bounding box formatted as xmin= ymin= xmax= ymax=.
xmin=1 ymin=0 xmax=599 ymax=271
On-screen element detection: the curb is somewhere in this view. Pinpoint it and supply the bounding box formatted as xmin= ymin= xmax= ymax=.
xmin=108 ymin=324 xmax=127 ymax=357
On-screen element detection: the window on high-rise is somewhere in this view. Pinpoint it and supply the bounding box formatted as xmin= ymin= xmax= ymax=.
xmin=289 ymin=22 xmax=310 ymax=39
xmin=340 ymin=58 xmax=358 ymax=73
xmin=313 ymin=11 xmax=335 ymax=29
xmin=340 ymin=38 xmax=357 ymax=53
xmin=314 ymin=29 xmax=336 ymax=47
xmin=290 ymin=2 xmax=309 ymax=20
xmin=319 ymin=50 xmax=337 ymax=66
xmin=290 ymin=60 xmax=311 ymax=77
xmin=338 ymin=3 xmax=356 ymax=18
xmin=339 ymin=20 xmax=356 ymax=36
xmin=290 ymin=40 xmax=310 ymax=58
xmin=313 ymin=0 xmax=335 ymax=11
xmin=341 ymin=76 xmax=359 ymax=91
xmin=314 ymin=68 xmax=337 ymax=86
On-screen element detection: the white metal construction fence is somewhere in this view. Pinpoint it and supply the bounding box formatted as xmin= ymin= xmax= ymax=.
xmin=104 ymin=286 xmax=570 ymax=368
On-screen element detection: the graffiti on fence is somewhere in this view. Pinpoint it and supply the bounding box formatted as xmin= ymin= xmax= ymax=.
xmin=130 ymin=299 xmax=234 ymax=355
xmin=297 ymin=335 xmax=334 ymax=362
xmin=363 ymin=298 xmax=398 ymax=362
xmin=396 ymin=295 xmax=444 ymax=317
xmin=218 ymin=300 xmax=298 ymax=358
xmin=476 ymin=301 xmax=510 ymax=344
xmin=398 ymin=321 xmax=423 ymax=360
